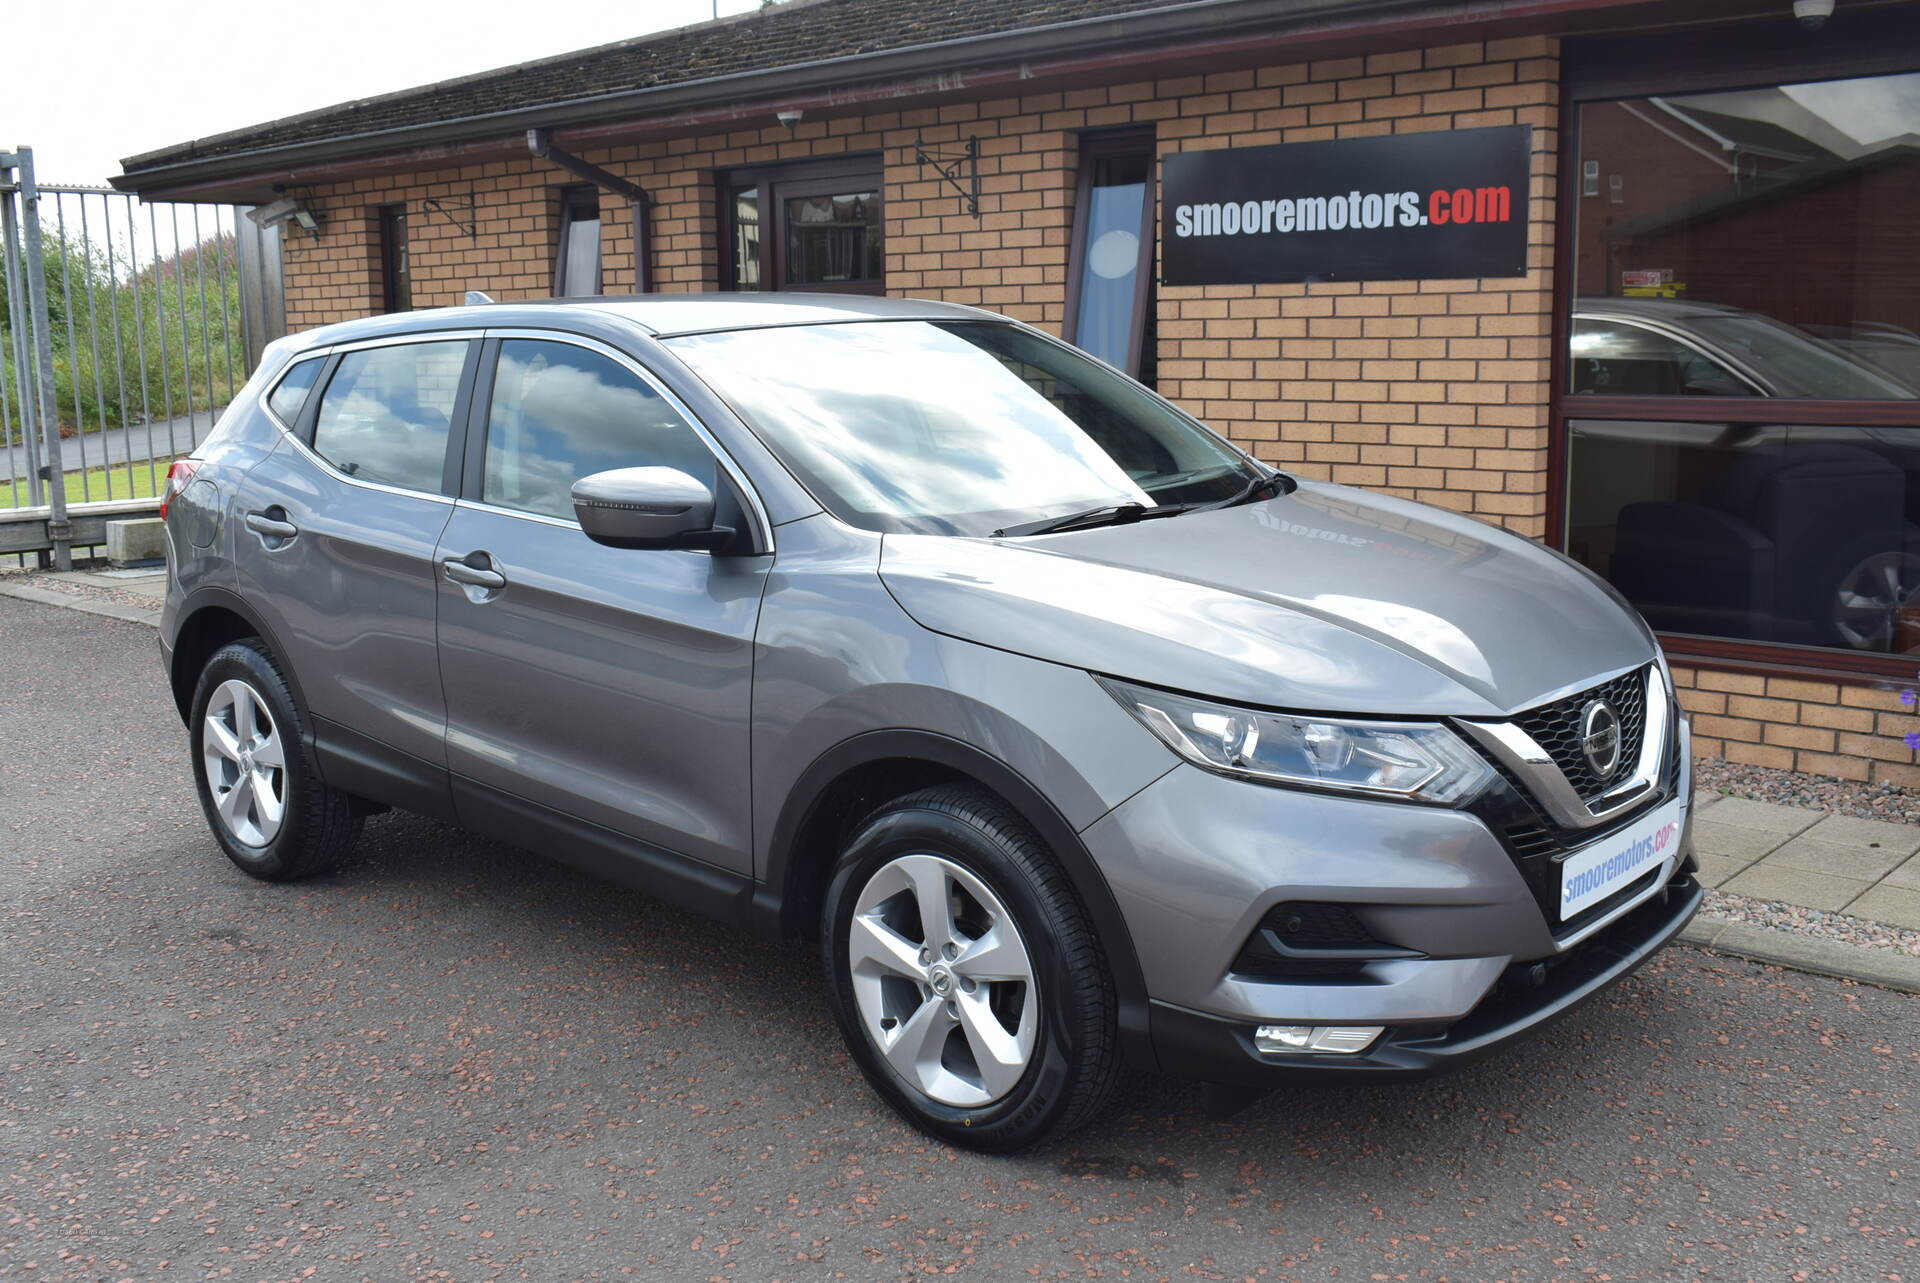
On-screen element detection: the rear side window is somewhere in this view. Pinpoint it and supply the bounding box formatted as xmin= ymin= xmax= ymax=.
xmin=266 ymin=356 xmax=325 ymax=425
xmin=482 ymin=339 xmax=715 ymax=521
xmin=311 ymin=341 xmax=471 ymax=492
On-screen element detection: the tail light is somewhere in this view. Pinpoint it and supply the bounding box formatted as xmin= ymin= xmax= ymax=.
xmin=159 ymin=459 xmax=200 ymax=521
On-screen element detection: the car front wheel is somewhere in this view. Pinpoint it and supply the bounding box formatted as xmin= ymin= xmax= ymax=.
xmin=821 ymin=785 xmax=1121 ymax=1152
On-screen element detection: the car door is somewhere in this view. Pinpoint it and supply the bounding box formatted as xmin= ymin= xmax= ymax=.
xmin=434 ymin=332 xmax=771 ymax=877
xmin=232 ymin=335 xmax=479 ymax=813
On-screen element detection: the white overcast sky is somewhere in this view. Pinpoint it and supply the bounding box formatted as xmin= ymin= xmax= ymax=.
xmin=3 ymin=0 xmax=767 ymax=185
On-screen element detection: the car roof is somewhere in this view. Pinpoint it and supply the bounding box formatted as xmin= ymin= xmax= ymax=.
xmin=1572 ymin=295 xmax=1751 ymax=322
xmin=288 ymin=292 xmax=996 ymax=350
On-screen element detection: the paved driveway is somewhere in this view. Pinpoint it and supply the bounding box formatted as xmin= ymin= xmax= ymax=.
xmin=2 ymin=595 xmax=1916 ymax=1281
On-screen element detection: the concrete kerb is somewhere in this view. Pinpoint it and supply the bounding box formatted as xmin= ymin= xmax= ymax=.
xmin=1681 ymin=913 xmax=1920 ymax=994
xmin=0 ymin=581 xmax=161 ymax=628
xmin=4 ymin=580 xmax=1917 ymax=994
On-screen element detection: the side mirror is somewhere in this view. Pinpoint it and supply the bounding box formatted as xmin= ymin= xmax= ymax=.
xmin=571 ymin=467 xmax=734 ymax=551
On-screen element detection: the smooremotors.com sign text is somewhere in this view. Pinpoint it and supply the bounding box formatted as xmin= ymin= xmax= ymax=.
xmin=1162 ymin=125 xmax=1532 ymax=286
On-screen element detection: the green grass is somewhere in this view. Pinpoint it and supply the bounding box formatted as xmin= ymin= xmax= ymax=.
xmin=0 ymin=462 xmax=167 ymax=511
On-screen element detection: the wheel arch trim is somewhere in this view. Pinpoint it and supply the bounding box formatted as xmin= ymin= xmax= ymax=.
xmin=167 ymin=587 xmax=309 ymax=730
xmin=756 ymin=728 xmax=1158 ymax=1071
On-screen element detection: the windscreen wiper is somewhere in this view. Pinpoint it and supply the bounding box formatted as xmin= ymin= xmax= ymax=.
xmin=991 ymin=470 xmax=1295 ymax=538
xmin=992 ymin=501 xmax=1188 ymax=539
xmin=1204 ymin=468 xmax=1295 ymax=510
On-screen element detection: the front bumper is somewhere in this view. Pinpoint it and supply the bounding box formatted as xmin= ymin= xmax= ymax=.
xmin=1147 ymin=869 xmax=1701 ymax=1085
xmin=1081 ymin=712 xmax=1698 ymax=1084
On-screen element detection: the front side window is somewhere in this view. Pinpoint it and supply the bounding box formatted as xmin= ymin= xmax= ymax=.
xmin=1568 ymin=319 xmax=1756 ymax=396
xmin=482 ymin=339 xmax=715 ymax=522
xmin=668 ymin=321 xmax=1260 ymax=536
xmin=311 ymin=340 xmax=470 ymax=492
xmin=1565 ymin=68 xmax=1920 ymax=662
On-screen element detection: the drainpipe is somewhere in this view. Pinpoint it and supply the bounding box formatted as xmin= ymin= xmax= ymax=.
xmin=527 ymin=129 xmax=652 ymax=294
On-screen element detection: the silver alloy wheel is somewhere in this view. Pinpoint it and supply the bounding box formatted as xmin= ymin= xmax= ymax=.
xmin=202 ymin=678 xmax=288 ymax=848
xmin=1834 ymin=551 xmax=1920 ymax=650
xmin=847 ymin=853 xmax=1039 ymax=1108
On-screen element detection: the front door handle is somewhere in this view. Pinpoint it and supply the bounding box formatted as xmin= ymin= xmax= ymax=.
xmin=441 ymin=554 xmax=507 ymax=591
xmin=244 ymin=509 xmax=298 ymax=542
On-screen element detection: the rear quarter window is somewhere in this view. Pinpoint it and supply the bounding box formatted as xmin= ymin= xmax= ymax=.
xmin=266 ymin=356 xmax=326 ymax=425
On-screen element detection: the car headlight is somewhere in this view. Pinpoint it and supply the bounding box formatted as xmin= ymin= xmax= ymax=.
xmin=1098 ymin=677 xmax=1494 ymax=804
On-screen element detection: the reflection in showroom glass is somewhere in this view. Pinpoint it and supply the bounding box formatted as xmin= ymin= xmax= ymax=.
xmin=1567 ymin=70 xmax=1920 ymax=660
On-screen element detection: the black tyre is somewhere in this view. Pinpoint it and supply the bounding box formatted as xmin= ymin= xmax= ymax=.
xmin=188 ymin=638 xmax=361 ymax=881
xmin=821 ymin=785 xmax=1121 ymax=1152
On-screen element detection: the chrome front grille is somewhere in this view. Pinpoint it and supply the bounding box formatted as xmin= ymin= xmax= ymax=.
xmin=1512 ymin=667 xmax=1649 ymax=801
xmin=1455 ymin=665 xmax=1670 ymax=833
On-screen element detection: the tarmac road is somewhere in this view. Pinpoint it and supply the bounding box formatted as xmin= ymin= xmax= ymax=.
xmin=2 ymin=594 xmax=1917 ymax=1281
xmin=2 ymin=410 xmax=218 ymax=488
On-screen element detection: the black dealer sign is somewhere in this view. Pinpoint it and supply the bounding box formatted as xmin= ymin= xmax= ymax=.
xmin=1161 ymin=125 xmax=1531 ymax=286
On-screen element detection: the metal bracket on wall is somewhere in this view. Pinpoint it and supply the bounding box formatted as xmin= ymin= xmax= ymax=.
xmin=422 ymin=190 xmax=476 ymax=239
xmin=913 ymin=136 xmax=980 ymax=216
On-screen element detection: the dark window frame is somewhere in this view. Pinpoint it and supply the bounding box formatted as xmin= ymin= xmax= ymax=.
xmin=717 ymin=155 xmax=884 ymax=295
xmin=377 ymin=204 xmax=411 ymax=314
xmin=1063 ymin=127 xmax=1157 ymax=381
xmin=554 ymin=184 xmax=603 ymax=297
xmin=1554 ymin=13 xmax=1920 ymax=682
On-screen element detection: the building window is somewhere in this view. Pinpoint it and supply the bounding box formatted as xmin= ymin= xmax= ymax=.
xmin=377 ymin=204 xmax=410 ymax=313
xmin=556 ymin=185 xmax=602 ymax=297
xmin=719 ymin=157 xmax=882 ymax=294
xmin=728 ymin=185 xmax=761 ymax=289
xmin=1065 ymin=129 xmax=1156 ymax=380
xmin=1562 ymin=62 xmax=1920 ymax=670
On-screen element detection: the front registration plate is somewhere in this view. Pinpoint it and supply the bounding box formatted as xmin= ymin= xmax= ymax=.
xmin=1558 ymin=798 xmax=1684 ymax=921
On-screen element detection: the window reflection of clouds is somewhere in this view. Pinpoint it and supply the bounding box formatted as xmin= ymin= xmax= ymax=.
xmin=485 ymin=343 xmax=714 ymax=521
xmin=311 ymin=343 xmax=466 ymax=492
xmin=674 ymin=323 xmax=1151 ymax=526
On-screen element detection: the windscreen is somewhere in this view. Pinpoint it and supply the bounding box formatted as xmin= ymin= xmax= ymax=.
xmin=666 ymin=320 xmax=1260 ymax=535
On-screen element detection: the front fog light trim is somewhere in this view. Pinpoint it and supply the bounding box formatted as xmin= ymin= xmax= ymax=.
xmin=1253 ymin=1024 xmax=1386 ymax=1056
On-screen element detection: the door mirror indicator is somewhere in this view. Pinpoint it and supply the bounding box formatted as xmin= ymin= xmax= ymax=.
xmin=571 ymin=467 xmax=734 ymax=552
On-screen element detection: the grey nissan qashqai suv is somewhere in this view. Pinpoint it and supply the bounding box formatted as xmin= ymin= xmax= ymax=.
xmin=161 ymin=294 xmax=1701 ymax=1152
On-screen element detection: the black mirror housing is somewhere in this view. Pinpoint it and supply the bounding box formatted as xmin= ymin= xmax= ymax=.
xmin=571 ymin=467 xmax=734 ymax=551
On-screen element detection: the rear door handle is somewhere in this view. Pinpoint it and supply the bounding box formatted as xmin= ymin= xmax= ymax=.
xmin=441 ymin=555 xmax=507 ymax=591
xmin=244 ymin=509 xmax=298 ymax=541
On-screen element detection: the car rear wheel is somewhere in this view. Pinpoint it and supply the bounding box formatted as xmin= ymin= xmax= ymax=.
xmin=189 ymin=638 xmax=361 ymax=881
xmin=821 ymin=785 xmax=1121 ymax=1152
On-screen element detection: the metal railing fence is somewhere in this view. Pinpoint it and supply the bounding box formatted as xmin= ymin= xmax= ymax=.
xmin=2 ymin=146 xmax=279 ymax=568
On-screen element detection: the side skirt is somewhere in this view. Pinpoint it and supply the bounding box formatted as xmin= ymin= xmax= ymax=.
xmin=310 ymin=714 xmax=757 ymax=930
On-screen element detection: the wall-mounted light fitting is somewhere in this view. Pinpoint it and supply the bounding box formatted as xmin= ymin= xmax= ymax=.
xmin=245 ymin=196 xmax=321 ymax=238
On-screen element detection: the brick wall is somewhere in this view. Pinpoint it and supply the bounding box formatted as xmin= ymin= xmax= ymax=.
xmin=1149 ymin=38 xmax=1560 ymax=538
xmin=1675 ymin=668 xmax=1920 ymax=787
